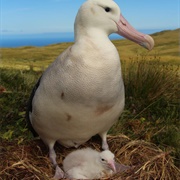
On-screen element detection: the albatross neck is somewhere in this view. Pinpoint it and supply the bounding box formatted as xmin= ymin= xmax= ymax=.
xmin=74 ymin=27 xmax=113 ymax=48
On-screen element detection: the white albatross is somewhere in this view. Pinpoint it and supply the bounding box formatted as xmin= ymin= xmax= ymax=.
xmin=63 ymin=148 xmax=116 ymax=179
xmin=26 ymin=0 xmax=154 ymax=178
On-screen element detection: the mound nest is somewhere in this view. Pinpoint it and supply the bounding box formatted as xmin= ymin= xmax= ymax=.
xmin=0 ymin=135 xmax=179 ymax=180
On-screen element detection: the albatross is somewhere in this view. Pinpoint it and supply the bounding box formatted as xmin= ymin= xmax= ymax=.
xmin=26 ymin=0 xmax=154 ymax=178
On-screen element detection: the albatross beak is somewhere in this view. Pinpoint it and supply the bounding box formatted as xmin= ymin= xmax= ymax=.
xmin=108 ymin=160 xmax=116 ymax=172
xmin=116 ymin=14 xmax=154 ymax=50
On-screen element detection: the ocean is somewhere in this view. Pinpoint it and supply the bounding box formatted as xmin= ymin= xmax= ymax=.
xmin=0 ymin=29 xmax=162 ymax=48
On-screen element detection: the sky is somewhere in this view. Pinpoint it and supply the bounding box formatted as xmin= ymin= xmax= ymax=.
xmin=1 ymin=0 xmax=179 ymax=35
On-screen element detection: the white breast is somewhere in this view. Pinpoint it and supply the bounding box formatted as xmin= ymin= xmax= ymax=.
xmin=31 ymin=37 xmax=124 ymax=147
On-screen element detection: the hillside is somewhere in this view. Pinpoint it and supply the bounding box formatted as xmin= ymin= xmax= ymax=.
xmin=0 ymin=28 xmax=179 ymax=70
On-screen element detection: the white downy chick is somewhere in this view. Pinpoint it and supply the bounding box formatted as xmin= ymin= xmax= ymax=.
xmin=63 ymin=148 xmax=116 ymax=179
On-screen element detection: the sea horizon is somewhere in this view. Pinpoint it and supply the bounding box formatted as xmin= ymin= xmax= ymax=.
xmin=0 ymin=28 xmax=173 ymax=48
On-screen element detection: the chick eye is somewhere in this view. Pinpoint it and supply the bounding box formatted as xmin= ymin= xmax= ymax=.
xmin=105 ymin=7 xmax=111 ymax=12
xmin=101 ymin=158 xmax=105 ymax=161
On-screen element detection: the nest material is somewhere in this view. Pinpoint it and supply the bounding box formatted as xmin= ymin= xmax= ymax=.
xmin=0 ymin=135 xmax=179 ymax=180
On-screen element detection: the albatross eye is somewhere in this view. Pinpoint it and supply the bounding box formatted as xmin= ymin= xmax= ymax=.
xmin=105 ymin=7 xmax=111 ymax=12
xmin=101 ymin=158 xmax=105 ymax=161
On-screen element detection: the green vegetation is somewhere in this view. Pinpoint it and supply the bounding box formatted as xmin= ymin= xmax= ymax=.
xmin=0 ymin=29 xmax=179 ymax=165
xmin=113 ymin=58 xmax=179 ymax=161
xmin=0 ymin=69 xmax=42 ymax=143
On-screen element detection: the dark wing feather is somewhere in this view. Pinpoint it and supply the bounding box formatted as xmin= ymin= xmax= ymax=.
xmin=26 ymin=76 xmax=42 ymax=137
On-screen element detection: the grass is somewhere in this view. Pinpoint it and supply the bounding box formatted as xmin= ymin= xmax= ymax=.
xmin=0 ymin=29 xmax=179 ymax=176
xmin=114 ymin=58 xmax=180 ymax=156
xmin=0 ymin=69 xmax=42 ymax=143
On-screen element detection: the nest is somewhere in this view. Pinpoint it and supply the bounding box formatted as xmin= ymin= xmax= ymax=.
xmin=0 ymin=135 xmax=179 ymax=180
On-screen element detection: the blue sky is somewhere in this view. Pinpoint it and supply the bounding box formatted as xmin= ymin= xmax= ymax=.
xmin=1 ymin=0 xmax=179 ymax=35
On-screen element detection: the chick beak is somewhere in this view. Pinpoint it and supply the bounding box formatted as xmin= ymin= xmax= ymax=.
xmin=108 ymin=160 xmax=116 ymax=172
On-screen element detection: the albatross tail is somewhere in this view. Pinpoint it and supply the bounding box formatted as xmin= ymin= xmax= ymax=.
xmin=26 ymin=76 xmax=42 ymax=137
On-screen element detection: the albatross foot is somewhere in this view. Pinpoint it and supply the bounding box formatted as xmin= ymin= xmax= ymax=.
xmin=115 ymin=162 xmax=131 ymax=173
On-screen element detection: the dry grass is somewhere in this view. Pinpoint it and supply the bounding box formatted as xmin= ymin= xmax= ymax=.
xmin=0 ymin=135 xmax=179 ymax=180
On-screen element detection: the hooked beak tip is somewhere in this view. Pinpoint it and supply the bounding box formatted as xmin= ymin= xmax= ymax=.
xmin=142 ymin=35 xmax=155 ymax=50
xmin=116 ymin=14 xmax=155 ymax=51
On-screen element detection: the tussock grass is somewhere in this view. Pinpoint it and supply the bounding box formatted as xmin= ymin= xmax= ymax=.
xmin=111 ymin=57 xmax=180 ymax=168
xmin=0 ymin=69 xmax=42 ymax=142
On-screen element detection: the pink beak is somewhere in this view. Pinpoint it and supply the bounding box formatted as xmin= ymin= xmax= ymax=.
xmin=108 ymin=160 xmax=116 ymax=172
xmin=116 ymin=14 xmax=154 ymax=50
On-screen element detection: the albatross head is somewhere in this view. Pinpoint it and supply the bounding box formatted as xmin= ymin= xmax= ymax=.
xmin=99 ymin=150 xmax=116 ymax=172
xmin=75 ymin=0 xmax=154 ymax=50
